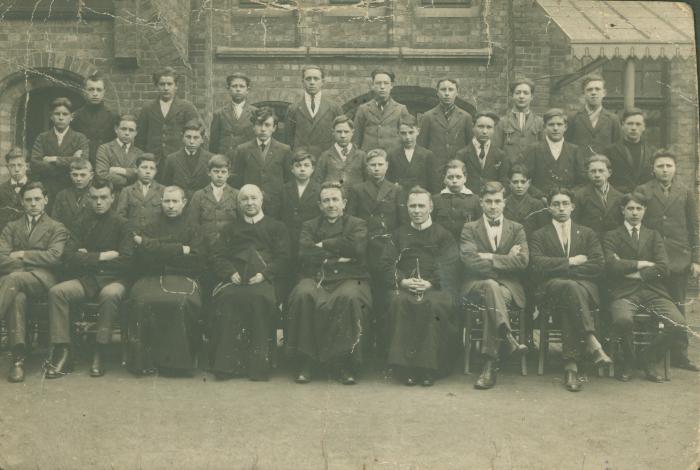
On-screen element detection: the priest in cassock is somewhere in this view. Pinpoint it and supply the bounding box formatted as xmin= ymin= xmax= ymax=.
xmin=209 ymin=184 xmax=289 ymax=381
xmin=286 ymin=181 xmax=372 ymax=385
xmin=127 ymin=185 xmax=205 ymax=375
xmin=382 ymin=186 xmax=460 ymax=386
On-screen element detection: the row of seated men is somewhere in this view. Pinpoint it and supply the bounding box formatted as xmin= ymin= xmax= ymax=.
xmin=0 ymin=142 xmax=696 ymax=392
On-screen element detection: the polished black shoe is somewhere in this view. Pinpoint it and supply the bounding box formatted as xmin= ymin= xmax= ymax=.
xmin=44 ymin=345 xmax=73 ymax=379
xmin=295 ymin=365 xmax=311 ymax=384
xmin=474 ymin=360 xmax=496 ymax=390
xmin=89 ymin=350 xmax=105 ymax=377
xmin=339 ymin=368 xmax=356 ymax=385
xmin=504 ymin=333 xmax=528 ymax=356
xmin=564 ymin=370 xmax=582 ymax=392
xmin=404 ymin=375 xmax=417 ymax=386
xmin=590 ymin=347 xmax=613 ymax=367
xmin=421 ymin=372 xmax=435 ymax=387
xmin=8 ymin=355 xmax=25 ymax=383
xmin=615 ymin=364 xmax=633 ymax=382
xmin=673 ymin=359 xmax=700 ymax=372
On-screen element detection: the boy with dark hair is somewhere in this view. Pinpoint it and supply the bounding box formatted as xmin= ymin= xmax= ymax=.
xmin=72 ymin=71 xmax=118 ymax=166
xmin=387 ymin=114 xmax=435 ymax=194
xmin=209 ymin=72 xmax=257 ymax=158
xmin=0 ymin=148 xmax=30 ymax=230
xmin=315 ymin=115 xmax=367 ymax=189
xmin=431 ymin=159 xmax=480 ymax=241
xmin=604 ymin=108 xmax=655 ymax=193
xmin=161 ymin=119 xmax=212 ymax=200
xmin=51 ymin=158 xmax=94 ymax=233
xmin=493 ymin=77 xmax=544 ymax=164
xmin=95 ymin=113 xmax=144 ymax=194
xmin=503 ymin=163 xmax=548 ymax=236
xmin=187 ymin=154 xmax=239 ymax=238
xmin=573 ymin=154 xmax=623 ymax=234
xmin=115 ymin=153 xmax=165 ymax=233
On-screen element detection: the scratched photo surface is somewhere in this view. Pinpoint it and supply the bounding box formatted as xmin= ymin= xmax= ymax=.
xmin=0 ymin=1 xmax=698 ymax=469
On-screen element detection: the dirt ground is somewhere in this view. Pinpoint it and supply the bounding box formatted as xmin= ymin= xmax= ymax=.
xmin=1 ymin=317 xmax=698 ymax=470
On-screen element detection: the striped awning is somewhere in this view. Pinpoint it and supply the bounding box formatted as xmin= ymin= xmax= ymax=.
xmin=537 ymin=0 xmax=695 ymax=59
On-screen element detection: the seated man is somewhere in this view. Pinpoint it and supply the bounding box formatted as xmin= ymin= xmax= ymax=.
xmin=603 ymin=192 xmax=688 ymax=382
xmin=383 ymin=186 xmax=460 ymax=386
xmin=529 ymin=187 xmax=612 ymax=392
xmin=573 ymin=154 xmax=623 ymax=235
xmin=209 ymin=184 xmax=289 ymax=381
xmin=286 ymin=182 xmax=372 ymax=385
xmin=0 ymin=182 xmax=69 ymax=382
xmin=460 ymin=181 xmax=528 ymax=390
xmin=127 ymin=186 xmax=205 ymax=375
xmin=46 ymin=178 xmax=131 ymax=378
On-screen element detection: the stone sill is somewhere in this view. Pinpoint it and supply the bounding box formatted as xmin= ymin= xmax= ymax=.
xmin=215 ymin=46 xmax=307 ymax=57
xmin=319 ymin=6 xmax=388 ymax=17
xmin=232 ymin=6 xmax=298 ymax=17
xmin=216 ymin=46 xmax=491 ymax=60
xmin=413 ymin=5 xmax=480 ymax=17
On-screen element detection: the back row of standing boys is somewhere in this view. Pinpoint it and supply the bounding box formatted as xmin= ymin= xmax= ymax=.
xmin=0 ymin=66 xmax=697 ymax=392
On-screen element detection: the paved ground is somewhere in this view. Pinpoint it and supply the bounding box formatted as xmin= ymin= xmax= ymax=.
xmin=1 ymin=307 xmax=699 ymax=469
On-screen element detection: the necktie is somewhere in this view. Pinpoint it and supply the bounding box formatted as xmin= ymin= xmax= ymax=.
xmin=560 ymin=226 xmax=569 ymax=255
xmin=478 ymin=143 xmax=486 ymax=167
xmin=28 ymin=216 xmax=36 ymax=234
xmin=341 ymin=146 xmax=349 ymax=158
xmin=631 ymin=226 xmax=639 ymax=246
xmin=260 ymin=142 xmax=266 ymax=154
xmin=122 ymin=142 xmax=128 ymax=154
xmin=310 ymin=96 xmax=316 ymax=114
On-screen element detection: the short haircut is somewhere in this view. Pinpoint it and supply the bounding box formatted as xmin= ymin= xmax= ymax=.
xmin=4 ymin=147 xmax=27 ymax=164
xmin=581 ymin=73 xmax=605 ymax=90
xmin=163 ymin=185 xmax=185 ymax=200
xmin=208 ymin=154 xmax=229 ymax=170
xmin=622 ymin=107 xmax=646 ymax=123
xmin=436 ymin=77 xmax=459 ymax=90
xmin=620 ymin=191 xmax=648 ymax=208
xmin=319 ymin=181 xmax=346 ymax=200
xmin=183 ymin=118 xmax=206 ymax=135
xmin=332 ymin=114 xmax=354 ymax=130
xmin=135 ymin=153 xmax=157 ymax=167
xmin=474 ymin=111 xmax=500 ymax=126
xmin=70 ymin=158 xmax=92 ymax=171
xmin=50 ymin=97 xmax=74 ymax=113
xmin=90 ymin=177 xmax=114 ymax=195
xmin=652 ymin=148 xmax=677 ymax=163
xmin=510 ymin=77 xmax=535 ymax=95
xmin=546 ymin=186 xmax=576 ymax=205
xmin=301 ymin=65 xmax=324 ymax=78
xmin=85 ymin=71 xmax=105 ymax=86
xmin=508 ymin=163 xmax=530 ymax=180
xmin=153 ymin=67 xmax=178 ymax=86
xmin=480 ymin=181 xmax=505 ymax=198
xmin=366 ymin=149 xmax=387 ymax=163
xmin=291 ymin=150 xmax=316 ymax=166
xmin=407 ymin=185 xmax=432 ymax=203
xmin=20 ymin=181 xmax=47 ymax=198
xmin=371 ymin=69 xmax=395 ymax=83
xmin=226 ymin=72 xmax=251 ymax=87
xmin=543 ymin=108 xmax=567 ymax=124
xmin=586 ymin=154 xmax=612 ymax=170
xmin=251 ymin=107 xmax=278 ymax=126
xmin=397 ymin=114 xmax=418 ymax=130
xmin=444 ymin=159 xmax=466 ymax=176
xmin=116 ymin=113 xmax=138 ymax=127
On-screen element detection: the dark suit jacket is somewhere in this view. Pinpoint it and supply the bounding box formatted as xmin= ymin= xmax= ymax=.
xmin=602 ymin=225 xmax=671 ymax=300
xmin=522 ymin=140 xmax=586 ymax=197
xmin=503 ymin=193 xmax=548 ymax=236
xmin=346 ymin=179 xmax=401 ymax=237
xmin=604 ymin=139 xmax=655 ymax=194
xmin=636 ymin=179 xmax=700 ymax=272
xmin=353 ymin=98 xmax=410 ymax=152
xmin=0 ymin=181 xmax=25 ymax=231
xmin=565 ymin=107 xmax=621 ymax=156
xmin=315 ymin=145 xmax=366 ymax=189
xmin=417 ymin=105 xmax=473 ymax=164
xmin=286 ymin=95 xmax=343 ymax=157
xmin=231 ymin=138 xmax=292 ymax=198
xmin=529 ymin=222 xmax=604 ymax=304
xmin=51 ymin=187 xmax=90 ymax=234
xmin=115 ymin=181 xmax=165 ymax=233
xmin=432 ymin=190 xmax=481 ymax=241
xmin=386 ymin=145 xmax=435 ymax=193
xmin=187 ymin=184 xmax=239 ymax=234
xmin=460 ymin=217 xmax=529 ymax=308
xmin=30 ymin=128 xmax=90 ymax=196
xmin=573 ymin=184 xmax=624 ymax=235
xmin=456 ymin=142 xmax=510 ymax=194
xmin=72 ymin=103 xmax=118 ymax=165
xmin=492 ymin=110 xmax=544 ymax=164
xmin=135 ymin=97 xmax=199 ymax=163
xmin=209 ymin=102 xmax=257 ymax=157
xmin=272 ymin=180 xmax=321 ymax=253
xmin=0 ymin=213 xmax=69 ymax=288
xmin=161 ymin=148 xmax=213 ymax=199
xmin=95 ymin=140 xmax=144 ymax=190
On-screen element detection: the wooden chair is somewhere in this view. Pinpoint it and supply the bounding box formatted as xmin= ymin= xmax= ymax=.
xmin=607 ymin=311 xmax=671 ymax=380
xmin=463 ymin=304 xmax=528 ymax=376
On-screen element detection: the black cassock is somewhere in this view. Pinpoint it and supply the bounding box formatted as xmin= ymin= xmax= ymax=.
xmin=209 ymin=216 xmax=289 ymax=378
xmin=128 ymin=214 xmax=204 ymax=373
xmin=382 ymin=222 xmax=461 ymax=374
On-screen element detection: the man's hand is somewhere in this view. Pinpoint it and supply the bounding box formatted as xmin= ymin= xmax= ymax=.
xmin=315 ymin=242 xmax=323 ymax=248
xmin=43 ymin=156 xmax=58 ymax=163
xmin=133 ymin=234 xmax=143 ymax=245
xmin=691 ymin=262 xmax=700 ymax=278
xmin=569 ymin=255 xmax=588 ymax=266
xmin=337 ymin=257 xmax=352 ymax=263
xmin=109 ymin=167 xmax=127 ymax=176
xmin=9 ymin=251 xmax=24 ymax=260
xmin=182 ymin=245 xmax=191 ymax=255
xmin=509 ymin=245 xmax=522 ymax=256
xmin=478 ymin=252 xmax=494 ymax=260
xmin=78 ymin=248 xmax=88 ymax=253
xmin=625 ymin=272 xmax=642 ymax=280
xmin=98 ymin=251 xmax=120 ymax=261
xmin=637 ymin=260 xmax=655 ymax=270
xmin=249 ymin=273 xmax=265 ymax=285
xmin=411 ymin=278 xmax=432 ymax=293
xmin=231 ymin=272 xmax=242 ymax=285
xmin=73 ymin=150 xmax=83 ymax=158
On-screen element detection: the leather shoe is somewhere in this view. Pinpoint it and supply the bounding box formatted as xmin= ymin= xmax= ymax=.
xmin=8 ymin=355 xmax=25 ymax=383
xmin=615 ymin=364 xmax=632 ymax=382
xmin=643 ymin=367 xmax=664 ymax=383
xmin=339 ymin=368 xmax=356 ymax=385
xmin=564 ymin=370 xmax=581 ymax=392
xmin=45 ymin=345 xmax=73 ymax=379
xmin=421 ymin=372 xmax=435 ymax=387
xmin=591 ymin=347 xmax=613 ymax=367
xmin=673 ymin=359 xmax=700 ymax=372
xmin=474 ymin=360 xmax=496 ymax=390
xmin=404 ymin=376 xmax=417 ymax=386
xmin=505 ymin=333 xmax=528 ymax=356
xmin=90 ymin=350 xmax=105 ymax=377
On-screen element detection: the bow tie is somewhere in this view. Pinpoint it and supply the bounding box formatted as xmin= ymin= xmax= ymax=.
xmin=487 ymin=219 xmax=500 ymax=227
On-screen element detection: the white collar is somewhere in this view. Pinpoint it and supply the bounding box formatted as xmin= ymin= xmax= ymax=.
xmin=256 ymin=138 xmax=271 ymax=147
xmin=483 ymin=214 xmax=503 ymax=227
xmin=511 ymin=108 xmax=530 ymax=115
xmin=11 ymin=176 xmax=27 ymax=186
xmin=116 ymin=139 xmax=131 ymax=149
xmin=441 ymin=187 xmax=473 ymax=195
xmin=54 ymin=127 xmax=69 ymax=138
xmin=244 ymin=212 xmax=264 ymax=224
xmin=624 ymin=221 xmax=641 ymax=234
xmin=335 ymin=143 xmax=352 ymax=155
xmin=305 ymin=91 xmax=321 ymax=103
xmin=410 ymin=216 xmax=433 ymax=231
xmin=233 ymin=100 xmax=245 ymax=109
xmin=585 ymin=104 xmax=603 ymax=116
xmin=552 ymin=218 xmax=571 ymax=230
xmin=211 ymin=183 xmax=225 ymax=192
xmin=545 ymin=136 xmax=564 ymax=153
xmin=472 ymin=138 xmax=490 ymax=152
xmin=139 ymin=181 xmax=151 ymax=189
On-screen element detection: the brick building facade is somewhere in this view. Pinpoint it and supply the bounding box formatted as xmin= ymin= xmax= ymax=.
xmin=0 ymin=0 xmax=696 ymax=191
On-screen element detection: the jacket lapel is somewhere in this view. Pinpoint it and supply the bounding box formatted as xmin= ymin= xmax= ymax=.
xmin=28 ymin=216 xmax=49 ymax=245
xmin=476 ymin=219 xmax=493 ymax=252
xmin=221 ymin=103 xmax=236 ymax=129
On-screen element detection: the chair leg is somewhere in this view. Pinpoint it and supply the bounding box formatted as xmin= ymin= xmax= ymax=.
xmin=664 ymin=350 xmax=671 ymax=381
xmin=518 ymin=309 xmax=527 ymax=376
xmin=538 ymin=312 xmax=547 ymax=376
xmin=463 ymin=309 xmax=473 ymax=375
xmin=607 ymin=339 xmax=616 ymax=378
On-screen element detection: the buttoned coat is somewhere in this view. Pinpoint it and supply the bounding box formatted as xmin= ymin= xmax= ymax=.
xmin=95 ymin=140 xmax=144 ymax=191
xmin=115 ymin=181 xmax=165 ymax=233
xmin=186 ymin=184 xmax=239 ymax=237
xmin=456 ymin=142 xmax=510 ymax=195
xmin=417 ymin=105 xmax=473 ymax=163
xmin=231 ymin=138 xmax=292 ymax=199
xmin=386 ymin=145 xmax=435 ymax=193
xmin=135 ymin=97 xmax=199 ymax=164
xmin=30 ymin=128 xmax=90 ymax=196
xmin=352 ymin=98 xmax=411 ymax=153
xmin=603 ymin=140 xmax=656 ymax=194
xmin=565 ymin=107 xmax=621 ymax=156
xmin=314 ymin=145 xmax=367 ymax=189
xmin=492 ymin=110 xmax=544 ymax=163
xmin=573 ymin=183 xmax=624 ymax=235
xmin=286 ymin=95 xmax=343 ymax=158
xmin=161 ymin=148 xmax=213 ymax=200
xmin=522 ymin=141 xmax=586 ymax=197
xmin=209 ymin=102 xmax=258 ymax=157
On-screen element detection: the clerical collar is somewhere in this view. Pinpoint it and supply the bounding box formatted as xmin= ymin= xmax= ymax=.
xmin=411 ymin=216 xmax=433 ymax=231
xmin=441 ymin=187 xmax=473 ymax=195
xmin=244 ymin=212 xmax=264 ymax=224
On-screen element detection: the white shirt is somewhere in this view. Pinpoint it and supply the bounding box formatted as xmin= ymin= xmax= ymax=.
xmin=305 ymin=92 xmax=321 ymax=118
xmin=159 ymin=99 xmax=173 ymax=118
xmin=411 ymin=216 xmax=433 ymax=231
xmin=335 ymin=143 xmax=352 ymax=159
xmin=586 ymin=104 xmax=603 ymax=128
xmin=545 ymin=136 xmax=564 ymax=160
xmin=440 ymin=187 xmax=473 ymax=195
xmin=233 ymin=101 xmax=245 ymax=120
xmin=624 ymin=221 xmax=641 ymax=239
xmin=11 ymin=176 xmax=28 ymax=187
xmin=472 ymin=138 xmax=491 ymax=167
xmin=54 ymin=127 xmax=69 ymax=146
xmin=117 ymin=139 xmax=131 ymax=153
xmin=552 ymin=219 xmax=572 ymax=256
xmin=211 ymin=183 xmax=224 ymax=202
xmin=403 ymin=147 xmax=415 ymax=163
xmin=512 ymin=108 xmax=530 ymax=131
xmin=483 ymin=214 xmax=503 ymax=251
xmin=139 ymin=182 xmax=151 ymax=198
xmin=296 ymin=180 xmax=309 ymax=198
xmin=244 ymin=212 xmax=264 ymax=224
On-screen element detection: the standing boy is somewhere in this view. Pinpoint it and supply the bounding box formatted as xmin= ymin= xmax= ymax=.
xmin=161 ymin=119 xmax=212 ymax=200
xmin=456 ymin=111 xmax=509 ymax=195
xmin=604 ymin=108 xmax=655 ymax=193
xmin=315 ymin=115 xmax=367 ymax=189
xmin=387 ymin=115 xmax=435 ymax=194
xmin=115 ymin=154 xmax=165 ymax=233
xmin=72 ymin=71 xmax=118 ymax=166
xmin=493 ymin=77 xmax=544 ymax=164
xmin=51 ymin=159 xmax=94 ymax=233
xmin=503 ymin=164 xmax=548 ymax=236
xmin=95 ymin=113 xmax=144 ymax=194
xmin=573 ymin=154 xmax=623 ymax=235
xmin=432 ymin=159 xmax=480 ymax=241
xmin=209 ymin=72 xmax=257 ymax=158
xmin=0 ymin=148 xmax=30 ymax=230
